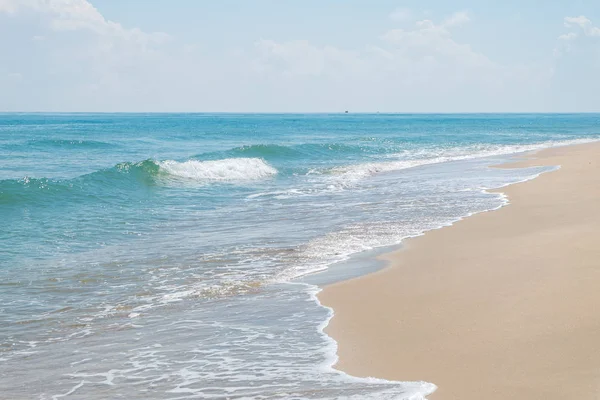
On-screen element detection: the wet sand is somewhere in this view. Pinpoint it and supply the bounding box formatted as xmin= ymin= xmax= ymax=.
xmin=319 ymin=142 xmax=600 ymax=399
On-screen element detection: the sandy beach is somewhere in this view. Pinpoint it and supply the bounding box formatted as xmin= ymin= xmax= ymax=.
xmin=319 ymin=142 xmax=600 ymax=399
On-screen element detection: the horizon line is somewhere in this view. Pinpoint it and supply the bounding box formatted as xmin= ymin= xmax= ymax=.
xmin=2 ymin=111 xmax=600 ymax=115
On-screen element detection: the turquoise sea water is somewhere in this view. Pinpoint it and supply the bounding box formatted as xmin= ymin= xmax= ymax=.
xmin=1 ymin=113 xmax=599 ymax=399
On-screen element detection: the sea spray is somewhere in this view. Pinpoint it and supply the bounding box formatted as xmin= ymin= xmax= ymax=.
xmin=157 ymin=157 xmax=277 ymax=182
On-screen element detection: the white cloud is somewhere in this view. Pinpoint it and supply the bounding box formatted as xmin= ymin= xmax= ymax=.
xmin=0 ymin=0 xmax=169 ymax=44
xmin=442 ymin=11 xmax=470 ymax=28
xmin=247 ymin=10 xmax=559 ymax=112
xmin=555 ymin=16 xmax=600 ymax=57
xmin=252 ymin=11 xmax=547 ymax=110
xmin=0 ymin=0 xmax=187 ymax=111
xmin=254 ymin=39 xmax=326 ymax=76
xmin=380 ymin=12 xmax=490 ymax=69
xmin=551 ymin=17 xmax=600 ymax=110
xmin=554 ymin=32 xmax=579 ymax=57
xmin=253 ymin=39 xmax=365 ymax=78
xmin=389 ymin=8 xmax=412 ymax=22
xmin=558 ymin=32 xmax=578 ymax=41
xmin=0 ymin=4 xmax=585 ymax=112
xmin=564 ymin=16 xmax=590 ymax=28
xmin=0 ymin=0 xmax=18 ymax=14
xmin=564 ymin=15 xmax=600 ymax=37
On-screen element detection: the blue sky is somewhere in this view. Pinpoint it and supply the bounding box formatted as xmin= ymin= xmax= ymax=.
xmin=1 ymin=0 xmax=599 ymax=112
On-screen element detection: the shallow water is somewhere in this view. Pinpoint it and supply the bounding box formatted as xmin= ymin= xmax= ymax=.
xmin=2 ymin=113 xmax=599 ymax=398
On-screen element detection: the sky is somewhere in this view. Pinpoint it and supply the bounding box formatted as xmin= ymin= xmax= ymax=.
xmin=1 ymin=0 xmax=600 ymax=112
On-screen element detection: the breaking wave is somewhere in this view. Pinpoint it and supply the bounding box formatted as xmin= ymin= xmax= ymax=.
xmin=156 ymin=158 xmax=277 ymax=182
xmin=0 ymin=158 xmax=278 ymax=205
xmin=330 ymin=138 xmax=598 ymax=182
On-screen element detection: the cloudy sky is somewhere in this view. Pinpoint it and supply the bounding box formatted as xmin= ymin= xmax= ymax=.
xmin=1 ymin=0 xmax=599 ymax=112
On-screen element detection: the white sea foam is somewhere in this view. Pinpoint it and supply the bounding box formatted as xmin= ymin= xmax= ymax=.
xmin=275 ymin=164 xmax=558 ymax=283
xmin=331 ymin=138 xmax=597 ymax=182
xmin=157 ymin=158 xmax=277 ymax=182
xmin=306 ymin=283 xmax=438 ymax=399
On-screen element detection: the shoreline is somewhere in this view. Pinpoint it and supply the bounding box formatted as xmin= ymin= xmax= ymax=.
xmin=318 ymin=141 xmax=600 ymax=399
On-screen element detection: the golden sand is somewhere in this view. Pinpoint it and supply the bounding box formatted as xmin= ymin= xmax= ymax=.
xmin=319 ymin=142 xmax=600 ymax=399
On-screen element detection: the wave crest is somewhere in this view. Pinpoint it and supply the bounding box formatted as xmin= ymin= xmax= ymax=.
xmin=0 ymin=158 xmax=277 ymax=205
xmin=330 ymin=138 xmax=598 ymax=181
xmin=157 ymin=158 xmax=277 ymax=182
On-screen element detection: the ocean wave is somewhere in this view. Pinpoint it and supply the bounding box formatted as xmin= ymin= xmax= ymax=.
xmin=0 ymin=176 xmax=73 ymax=206
xmin=156 ymin=158 xmax=277 ymax=182
xmin=115 ymin=157 xmax=278 ymax=184
xmin=0 ymin=157 xmax=277 ymax=205
xmin=241 ymin=138 xmax=598 ymax=202
xmin=330 ymin=138 xmax=598 ymax=182
xmin=0 ymin=160 xmax=161 ymax=205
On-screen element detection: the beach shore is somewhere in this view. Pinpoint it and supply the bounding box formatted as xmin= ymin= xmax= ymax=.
xmin=319 ymin=142 xmax=600 ymax=399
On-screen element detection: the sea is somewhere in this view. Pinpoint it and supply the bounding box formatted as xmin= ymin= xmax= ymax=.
xmin=1 ymin=113 xmax=599 ymax=399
